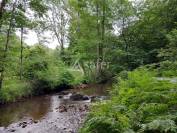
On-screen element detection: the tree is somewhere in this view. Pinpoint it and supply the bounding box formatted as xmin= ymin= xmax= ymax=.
xmin=0 ymin=0 xmax=18 ymax=89
xmin=0 ymin=0 xmax=47 ymax=89
xmin=38 ymin=0 xmax=70 ymax=60
xmin=0 ymin=0 xmax=7 ymax=29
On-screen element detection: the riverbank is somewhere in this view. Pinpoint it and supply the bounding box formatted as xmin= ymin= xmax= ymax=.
xmin=0 ymin=84 xmax=111 ymax=133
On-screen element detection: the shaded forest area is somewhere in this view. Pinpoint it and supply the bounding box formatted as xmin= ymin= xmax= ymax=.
xmin=0 ymin=0 xmax=177 ymax=132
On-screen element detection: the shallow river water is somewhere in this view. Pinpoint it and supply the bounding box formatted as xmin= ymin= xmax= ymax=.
xmin=0 ymin=84 xmax=111 ymax=133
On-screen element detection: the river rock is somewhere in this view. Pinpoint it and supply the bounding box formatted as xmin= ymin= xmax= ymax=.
xmin=82 ymin=96 xmax=89 ymax=100
xmin=19 ymin=121 xmax=28 ymax=128
xmin=90 ymin=96 xmax=108 ymax=102
xmin=33 ymin=120 xmax=38 ymax=124
xmin=58 ymin=95 xmax=63 ymax=98
xmin=63 ymin=93 xmax=72 ymax=100
xmin=70 ymin=93 xmax=89 ymax=101
xmin=70 ymin=94 xmax=83 ymax=101
xmin=8 ymin=129 xmax=16 ymax=132
xmin=59 ymin=105 xmax=67 ymax=113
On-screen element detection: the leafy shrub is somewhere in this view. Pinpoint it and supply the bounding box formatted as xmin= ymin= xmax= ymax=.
xmin=118 ymin=70 xmax=128 ymax=80
xmin=81 ymin=69 xmax=177 ymax=132
xmin=140 ymin=119 xmax=177 ymax=133
xmin=0 ymin=79 xmax=32 ymax=103
xmin=157 ymin=61 xmax=177 ymax=77
xmin=60 ymin=71 xmax=74 ymax=86
xmin=22 ymin=45 xmax=76 ymax=93
xmin=68 ymin=69 xmax=84 ymax=85
xmin=80 ymin=117 xmax=124 ymax=133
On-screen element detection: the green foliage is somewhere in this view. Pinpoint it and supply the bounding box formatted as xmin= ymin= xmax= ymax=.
xmin=0 ymin=79 xmax=32 ymax=102
xmin=158 ymin=61 xmax=177 ymax=77
xmin=22 ymin=45 xmax=76 ymax=93
xmin=29 ymin=0 xmax=48 ymax=17
xmin=67 ymin=0 xmax=177 ymax=81
xmin=80 ymin=101 xmax=131 ymax=133
xmin=81 ymin=69 xmax=177 ymax=132
xmin=80 ymin=117 xmax=124 ymax=133
xmin=140 ymin=119 xmax=177 ymax=133
xmin=0 ymin=36 xmax=80 ymax=102
xmin=68 ymin=69 xmax=84 ymax=85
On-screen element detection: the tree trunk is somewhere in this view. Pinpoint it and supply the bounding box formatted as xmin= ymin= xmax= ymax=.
xmin=96 ymin=3 xmax=101 ymax=76
xmin=96 ymin=0 xmax=105 ymax=78
xmin=0 ymin=0 xmax=6 ymax=20
xmin=20 ymin=27 xmax=24 ymax=80
xmin=77 ymin=0 xmax=80 ymax=30
xmin=0 ymin=0 xmax=17 ymax=89
xmin=122 ymin=17 xmax=129 ymax=68
xmin=101 ymin=0 xmax=105 ymax=68
xmin=0 ymin=0 xmax=7 ymax=30
xmin=60 ymin=12 xmax=64 ymax=60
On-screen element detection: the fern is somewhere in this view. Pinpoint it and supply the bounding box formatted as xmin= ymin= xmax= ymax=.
xmin=139 ymin=119 xmax=177 ymax=133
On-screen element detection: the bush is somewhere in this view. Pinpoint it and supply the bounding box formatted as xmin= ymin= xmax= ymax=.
xmin=118 ymin=70 xmax=128 ymax=80
xmin=0 ymin=79 xmax=32 ymax=103
xmin=28 ymin=65 xmax=75 ymax=93
xmin=81 ymin=69 xmax=177 ymax=133
xmin=22 ymin=45 xmax=76 ymax=93
xmin=60 ymin=71 xmax=75 ymax=86
xmin=139 ymin=119 xmax=177 ymax=133
xmin=158 ymin=61 xmax=177 ymax=77
xmin=68 ymin=69 xmax=84 ymax=85
xmin=80 ymin=117 xmax=125 ymax=133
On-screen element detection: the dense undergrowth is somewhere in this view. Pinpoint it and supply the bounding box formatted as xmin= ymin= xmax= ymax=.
xmin=0 ymin=42 xmax=84 ymax=103
xmin=0 ymin=70 xmax=83 ymax=103
xmin=80 ymin=68 xmax=177 ymax=133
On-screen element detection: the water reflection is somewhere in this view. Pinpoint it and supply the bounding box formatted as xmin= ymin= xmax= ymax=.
xmin=70 ymin=83 xmax=111 ymax=96
xmin=0 ymin=96 xmax=50 ymax=127
xmin=0 ymin=83 xmax=111 ymax=127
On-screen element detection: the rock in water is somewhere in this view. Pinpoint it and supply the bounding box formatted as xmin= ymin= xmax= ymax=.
xmin=70 ymin=93 xmax=84 ymax=101
xmin=70 ymin=93 xmax=90 ymax=101
xmin=82 ymin=96 xmax=89 ymax=100
xmin=58 ymin=95 xmax=63 ymax=98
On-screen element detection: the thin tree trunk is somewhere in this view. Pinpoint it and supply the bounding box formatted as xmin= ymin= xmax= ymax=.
xmin=101 ymin=0 xmax=105 ymax=70
xmin=60 ymin=12 xmax=64 ymax=59
xmin=0 ymin=0 xmax=7 ymax=31
xmin=20 ymin=27 xmax=24 ymax=80
xmin=0 ymin=0 xmax=6 ymax=21
xmin=96 ymin=2 xmax=101 ymax=77
xmin=97 ymin=0 xmax=105 ymax=76
xmin=122 ymin=18 xmax=129 ymax=67
xmin=77 ymin=0 xmax=80 ymax=34
xmin=96 ymin=3 xmax=102 ymax=78
xmin=0 ymin=0 xmax=17 ymax=89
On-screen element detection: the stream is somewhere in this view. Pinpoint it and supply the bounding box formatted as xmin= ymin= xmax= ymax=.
xmin=0 ymin=84 xmax=111 ymax=133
